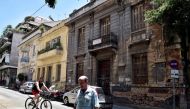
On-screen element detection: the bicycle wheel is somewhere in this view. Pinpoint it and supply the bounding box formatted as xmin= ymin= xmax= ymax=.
xmin=40 ymin=100 xmax=52 ymax=109
xmin=25 ymin=97 xmax=35 ymax=109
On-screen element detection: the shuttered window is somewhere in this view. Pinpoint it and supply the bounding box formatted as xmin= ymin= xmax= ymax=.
xmin=132 ymin=53 xmax=148 ymax=84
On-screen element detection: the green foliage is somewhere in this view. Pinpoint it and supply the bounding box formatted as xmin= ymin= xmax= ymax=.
xmin=2 ymin=25 xmax=13 ymax=37
xmin=145 ymin=0 xmax=190 ymax=85
xmin=24 ymin=16 xmax=35 ymax=22
xmin=145 ymin=0 xmax=190 ymax=44
xmin=45 ymin=0 xmax=57 ymax=8
xmin=145 ymin=0 xmax=190 ymax=26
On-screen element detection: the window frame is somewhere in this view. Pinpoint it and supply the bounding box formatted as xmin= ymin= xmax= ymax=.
xmin=100 ymin=16 xmax=110 ymax=36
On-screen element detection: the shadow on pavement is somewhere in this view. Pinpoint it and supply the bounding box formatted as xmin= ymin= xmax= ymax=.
xmin=61 ymin=103 xmax=74 ymax=108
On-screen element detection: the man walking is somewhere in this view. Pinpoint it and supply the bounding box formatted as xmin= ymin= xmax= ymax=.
xmin=74 ymin=76 xmax=100 ymax=109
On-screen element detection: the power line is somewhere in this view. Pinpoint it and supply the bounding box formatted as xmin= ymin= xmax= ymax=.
xmin=31 ymin=3 xmax=47 ymax=16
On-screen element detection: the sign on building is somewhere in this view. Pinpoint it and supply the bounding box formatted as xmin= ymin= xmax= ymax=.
xmin=171 ymin=69 xmax=179 ymax=79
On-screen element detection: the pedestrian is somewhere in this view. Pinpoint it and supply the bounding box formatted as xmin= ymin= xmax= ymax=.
xmin=74 ymin=75 xmax=100 ymax=109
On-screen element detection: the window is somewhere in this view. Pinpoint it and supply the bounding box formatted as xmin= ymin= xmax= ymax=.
xmin=76 ymin=62 xmax=84 ymax=84
xmin=46 ymin=41 xmax=50 ymax=48
xmin=131 ymin=3 xmax=145 ymax=31
xmin=47 ymin=66 xmax=52 ymax=82
xmin=37 ymin=68 xmax=40 ymax=80
xmin=100 ymin=16 xmax=110 ymax=36
xmin=132 ymin=53 xmax=148 ymax=84
xmin=56 ymin=64 xmax=61 ymax=81
xmin=45 ymin=37 xmax=61 ymax=49
xmin=78 ymin=27 xmax=85 ymax=48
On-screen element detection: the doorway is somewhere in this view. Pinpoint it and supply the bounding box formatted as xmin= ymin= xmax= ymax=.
xmin=46 ymin=66 xmax=52 ymax=87
xmin=97 ymin=60 xmax=111 ymax=95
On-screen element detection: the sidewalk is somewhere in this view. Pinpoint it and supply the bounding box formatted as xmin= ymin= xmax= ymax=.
xmin=113 ymin=105 xmax=134 ymax=109
xmin=113 ymin=103 xmax=164 ymax=109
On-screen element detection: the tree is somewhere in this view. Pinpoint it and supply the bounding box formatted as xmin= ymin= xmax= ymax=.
xmin=1 ymin=25 xmax=13 ymax=38
xmin=145 ymin=0 xmax=190 ymax=86
xmin=45 ymin=0 xmax=56 ymax=8
xmin=24 ymin=16 xmax=35 ymax=22
xmin=2 ymin=25 xmax=13 ymax=36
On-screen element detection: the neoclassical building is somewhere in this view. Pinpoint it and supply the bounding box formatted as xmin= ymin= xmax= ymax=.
xmin=65 ymin=0 xmax=187 ymax=108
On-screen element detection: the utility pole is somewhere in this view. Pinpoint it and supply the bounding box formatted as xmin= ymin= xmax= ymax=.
xmin=170 ymin=60 xmax=179 ymax=109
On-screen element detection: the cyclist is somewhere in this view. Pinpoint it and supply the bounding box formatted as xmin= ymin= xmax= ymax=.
xmin=32 ymin=77 xmax=50 ymax=109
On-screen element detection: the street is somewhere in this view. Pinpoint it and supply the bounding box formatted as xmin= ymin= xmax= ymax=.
xmin=0 ymin=86 xmax=72 ymax=109
xmin=0 ymin=87 xmax=130 ymax=109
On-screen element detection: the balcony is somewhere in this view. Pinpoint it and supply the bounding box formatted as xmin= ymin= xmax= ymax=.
xmin=37 ymin=42 xmax=63 ymax=60
xmin=37 ymin=48 xmax=63 ymax=60
xmin=130 ymin=29 xmax=150 ymax=46
xmin=20 ymin=57 xmax=29 ymax=63
xmin=0 ymin=41 xmax=11 ymax=54
xmin=88 ymin=33 xmax=118 ymax=54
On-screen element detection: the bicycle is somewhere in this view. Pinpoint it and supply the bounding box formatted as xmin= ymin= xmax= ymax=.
xmin=25 ymin=91 xmax=52 ymax=109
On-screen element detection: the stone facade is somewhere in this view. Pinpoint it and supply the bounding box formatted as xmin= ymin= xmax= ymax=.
xmin=65 ymin=0 xmax=186 ymax=108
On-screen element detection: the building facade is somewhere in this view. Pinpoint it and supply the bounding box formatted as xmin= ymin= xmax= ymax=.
xmin=36 ymin=21 xmax=68 ymax=89
xmin=0 ymin=31 xmax=24 ymax=86
xmin=17 ymin=21 xmax=61 ymax=82
xmin=66 ymin=0 xmax=186 ymax=108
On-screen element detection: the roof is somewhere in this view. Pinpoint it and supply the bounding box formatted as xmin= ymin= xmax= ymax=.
xmin=28 ymin=21 xmax=40 ymax=26
xmin=43 ymin=20 xmax=62 ymax=27
xmin=18 ymin=21 xmax=61 ymax=47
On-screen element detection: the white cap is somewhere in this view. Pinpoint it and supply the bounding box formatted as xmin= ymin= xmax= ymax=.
xmin=78 ymin=76 xmax=88 ymax=81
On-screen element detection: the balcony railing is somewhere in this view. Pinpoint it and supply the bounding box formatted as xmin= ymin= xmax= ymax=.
xmin=130 ymin=29 xmax=150 ymax=45
xmin=37 ymin=42 xmax=63 ymax=60
xmin=88 ymin=33 xmax=118 ymax=52
xmin=20 ymin=57 xmax=29 ymax=63
xmin=38 ymin=42 xmax=62 ymax=55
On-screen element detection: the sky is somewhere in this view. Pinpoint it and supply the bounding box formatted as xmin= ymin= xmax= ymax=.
xmin=0 ymin=0 xmax=89 ymax=35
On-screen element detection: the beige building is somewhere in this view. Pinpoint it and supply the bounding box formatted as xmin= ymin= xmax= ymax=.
xmin=35 ymin=21 xmax=68 ymax=89
xmin=17 ymin=21 xmax=61 ymax=81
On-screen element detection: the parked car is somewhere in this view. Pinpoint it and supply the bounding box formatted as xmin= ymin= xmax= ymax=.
xmin=49 ymin=85 xmax=65 ymax=101
xmin=62 ymin=86 xmax=113 ymax=109
xmin=19 ymin=81 xmax=34 ymax=94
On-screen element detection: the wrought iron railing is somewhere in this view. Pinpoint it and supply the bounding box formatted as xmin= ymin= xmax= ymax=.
xmin=88 ymin=32 xmax=118 ymax=50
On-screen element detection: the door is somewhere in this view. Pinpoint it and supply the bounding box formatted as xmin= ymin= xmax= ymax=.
xmin=97 ymin=60 xmax=111 ymax=95
xmin=47 ymin=66 xmax=52 ymax=87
